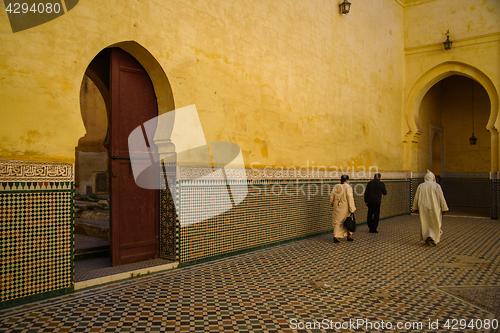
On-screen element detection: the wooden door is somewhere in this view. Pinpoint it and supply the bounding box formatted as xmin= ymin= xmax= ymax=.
xmin=109 ymin=48 xmax=159 ymax=266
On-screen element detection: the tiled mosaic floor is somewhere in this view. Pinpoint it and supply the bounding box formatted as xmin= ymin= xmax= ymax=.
xmin=438 ymin=286 xmax=500 ymax=316
xmin=1 ymin=215 xmax=500 ymax=332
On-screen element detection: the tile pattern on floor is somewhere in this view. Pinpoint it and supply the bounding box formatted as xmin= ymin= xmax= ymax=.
xmin=1 ymin=214 xmax=499 ymax=332
xmin=438 ymin=286 xmax=500 ymax=316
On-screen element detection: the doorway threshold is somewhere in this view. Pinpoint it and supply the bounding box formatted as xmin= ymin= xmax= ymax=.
xmin=74 ymin=257 xmax=178 ymax=290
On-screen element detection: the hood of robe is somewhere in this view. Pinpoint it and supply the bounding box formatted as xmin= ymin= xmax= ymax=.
xmin=424 ymin=170 xmax=436 ymax=182
xmin=334 ymin=183 xmax=347 ymax=195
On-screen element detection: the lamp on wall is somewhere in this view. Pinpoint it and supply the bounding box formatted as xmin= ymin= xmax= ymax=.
xmin=443 ymin=30 xmax=453 ymax=50
xmin=469 ymin=80 xmax=477 ymax=145
xmin=339 ymin=0 xmax=351 ymax=14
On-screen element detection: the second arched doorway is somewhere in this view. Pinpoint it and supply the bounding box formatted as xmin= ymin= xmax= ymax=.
xmin=415 ymin=74 xmax=492 ymax=217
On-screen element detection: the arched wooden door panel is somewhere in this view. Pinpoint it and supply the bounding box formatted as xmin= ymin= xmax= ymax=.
xmin=109 ymin=48 xmax=159 ymax=266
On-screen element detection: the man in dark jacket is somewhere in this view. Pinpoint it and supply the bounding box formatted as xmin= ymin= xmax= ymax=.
xmin=364 ymin=173 xmax=387 ymax=233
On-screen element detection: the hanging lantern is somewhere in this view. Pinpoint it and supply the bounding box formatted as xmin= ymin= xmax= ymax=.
xmin=443 ymin=30 xmax=453 ymax=50
xmin=339 ymin=0 xmax=351 ymax=14
xmin=469 ymin=133 xmax=477 ymax=145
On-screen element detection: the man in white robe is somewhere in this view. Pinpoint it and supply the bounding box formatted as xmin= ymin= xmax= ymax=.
xmin=412 ymin=170 xmax=449 ymax=245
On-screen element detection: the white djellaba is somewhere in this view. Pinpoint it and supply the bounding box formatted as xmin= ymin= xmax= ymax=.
xmin=412 ymin=170 xmax=449 ymax=245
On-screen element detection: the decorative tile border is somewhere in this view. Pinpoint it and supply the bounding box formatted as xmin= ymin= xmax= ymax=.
xmin=245 ymin=169 xmax=411 ymax=180
xmin=410 ymin=172 xmax=427 ymax=179
xmin=177 ymin=165 xmax=411 ymax=180
xmin=0 ymin=181 xmax=72 ymax=192
xmin=0 ymin=160 xmax=73 ymax=182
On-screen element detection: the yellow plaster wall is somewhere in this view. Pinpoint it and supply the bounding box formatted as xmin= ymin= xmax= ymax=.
xmin=431 ymin=132 xmax=442 ymax=175
xmin=403 ymin=0 xmax=500 ymax=172
xmin=78 ymin=75 xmax=107 ymax=153
xmin=404 ymin=0 xmax=500 ymax=49
xmin=75 ymin=75 xmax=108 ymax=193
xmin=0 ymin=0 xmax=406 ymax=171
xmin=416 ymin=81 xmax=443 ymax=172
xmin=2 ymin=0 xmax=498 ymax=173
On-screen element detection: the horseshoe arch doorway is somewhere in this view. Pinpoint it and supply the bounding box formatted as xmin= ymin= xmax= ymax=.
xmin=75 ymin=43 xmax=176 ymax=269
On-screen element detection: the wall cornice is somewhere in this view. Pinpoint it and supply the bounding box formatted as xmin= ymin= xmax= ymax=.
xmin=393 ymin=0 xmax=405 ymax=8
xmin=405 ymin=32 xmax=500 ymax=55
xmin=402 ymin=0 xmax=437 ymax=7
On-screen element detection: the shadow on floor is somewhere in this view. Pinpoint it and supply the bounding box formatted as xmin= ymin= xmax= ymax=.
xmin=446 ymin=206 xmax=490 ymax=218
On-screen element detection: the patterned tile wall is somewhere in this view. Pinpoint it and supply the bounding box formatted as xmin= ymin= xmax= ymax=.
xmin=496 ymin=179 xmax=499 ymax=220
xmin=0 ymin=161 xmax=73 ymax=308
xmin=441 ymin=178 xmax=490 ymax=208
xmin=379 ymin=181 xmax=409 ymax=218
xmin=159 ymin=187 xmax=177 ymax=260
xmin=491 ymin=179 xmax=498 ymax=219
xmin=178 ymin=179 xmax=409 ymax=263
xmin=410 ymin=178 xmax=425 ymax=210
